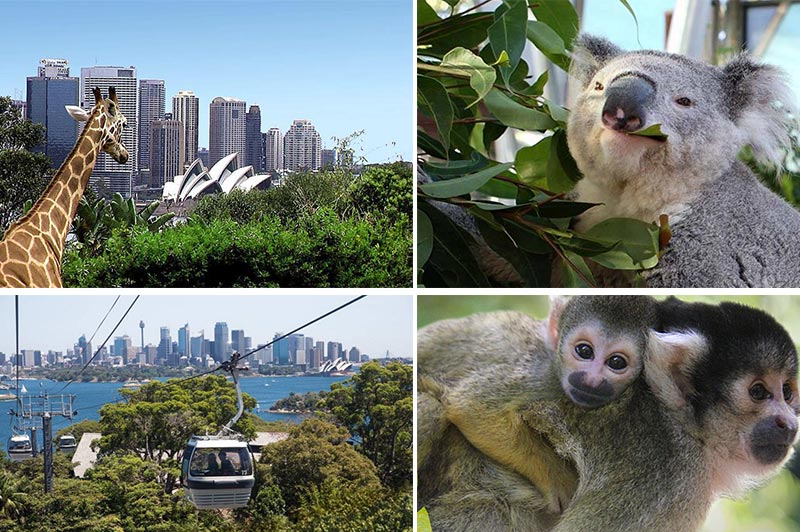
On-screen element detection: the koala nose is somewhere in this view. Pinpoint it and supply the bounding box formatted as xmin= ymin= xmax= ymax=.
xmin=601 ymin=75 xmax=656 ymax=133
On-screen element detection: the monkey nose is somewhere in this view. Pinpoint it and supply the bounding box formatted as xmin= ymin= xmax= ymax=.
xmin=776 ymin=415 xmax=798 ymax=436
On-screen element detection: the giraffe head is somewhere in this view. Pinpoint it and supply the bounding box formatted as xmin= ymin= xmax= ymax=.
xmin=65 ymin=86 xmax=129 ymax=164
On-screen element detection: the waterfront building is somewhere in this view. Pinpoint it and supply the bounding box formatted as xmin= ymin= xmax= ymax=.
xmin=326 ymin=341 xmax=342 ymax=362
xmin=149 ymin=118 xmax=184 ymax=188
xmin=179 ymin=324 xmax=191 ymax=356
xmin=283 ymin=119 xmax=322 ymax=172
xmin=322 ymin=148 xmax=337 ymax=169
xmin=158 ymin=326 xmax=172 ymax=364
xmin=263 ymin=127 xmax=282 ymax=171
xmin=80 ymin=66 xmax=138 ymax=196
xmin=26 ymin=58 xmax=79 ymax=168
xmin=162 ymin=152 xmax=270 ymax=202
xmin=138 ymin=79 xmax=165 ymax=177
xmin=209 ymin=96 xmax=246 ymax=168
xmin=173 ymin=90 xmax=199 ymax=170
xmin=245 ymin=105 xmax=263 ymax=172
xmin=349 ymin=346 xmax=361 ymax=363
xmin=231 ymin=329 xmax=246 ymax=355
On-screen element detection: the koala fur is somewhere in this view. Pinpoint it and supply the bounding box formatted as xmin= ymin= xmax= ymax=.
xmin=568 ymin=35 xmax=800 ymax=287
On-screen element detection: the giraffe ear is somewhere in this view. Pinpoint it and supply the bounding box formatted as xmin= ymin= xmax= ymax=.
xmin=66 ymin=105 xmax=90 ymax=122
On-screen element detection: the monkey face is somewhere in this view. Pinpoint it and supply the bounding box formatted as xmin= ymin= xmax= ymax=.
xmin=559 ymin=323 xmax=644 ymax=409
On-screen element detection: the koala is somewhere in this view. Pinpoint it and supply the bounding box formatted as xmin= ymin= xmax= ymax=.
xmin=568 ymin=34 xmax=800 ymax=287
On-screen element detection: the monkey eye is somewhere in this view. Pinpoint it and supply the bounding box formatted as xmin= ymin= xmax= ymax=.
xmin=749 ymin=382 xmax=771 ymax=401
xmin=783 ymin=383 xmax=794 ymax=401
xmin=575 ymin=343 xmax=594 ymax=360
xmin=607 ymin=355 xmax=628 ymax=371
xmin=675 ymin=97 xmax=692 ymax=107
xmin=594 ymin=81 xmax=604 ymax=91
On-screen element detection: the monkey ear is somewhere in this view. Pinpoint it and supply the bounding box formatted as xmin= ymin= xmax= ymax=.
xmin=644 ymin=330 xmax=707 ymax=410
xmin=545 ymin=296 xmax=569 ymax=351
xmin=570 ymin=34 xmax=624 ymax=87
xmin=722 ymin=55 xmax=797 ymax=168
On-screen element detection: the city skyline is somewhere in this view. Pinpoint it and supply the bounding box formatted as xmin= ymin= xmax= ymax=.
xmin=0 ymin=1 xmax=412 ymax=164
xmin=0 ymin=295 xmax=413 ymax=361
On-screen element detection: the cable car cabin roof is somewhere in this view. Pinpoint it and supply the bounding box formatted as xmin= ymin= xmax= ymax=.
xmin=186 ymin=435 xmax=249 ymax=448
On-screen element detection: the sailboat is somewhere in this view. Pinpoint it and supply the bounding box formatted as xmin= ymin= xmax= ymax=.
xmin=20 ymin=384 xmax=27 ymax=394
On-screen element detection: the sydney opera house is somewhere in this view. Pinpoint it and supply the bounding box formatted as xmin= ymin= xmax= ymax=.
xmin=162 ymin=152 xmax=272 ymax=202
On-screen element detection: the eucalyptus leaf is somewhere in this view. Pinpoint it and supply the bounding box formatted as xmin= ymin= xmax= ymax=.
xmin=419 ymin=162 xmax=513 ymax=198
xmin=417 ymin=0 xmax=440 ymax=26
xmin=546 ymin=129 xmax=580 ymax=192
xmin=530 ymin=0 xmax=579 ymax=51
xmin=515 ymin=137 xmax=550 ymax=185
xmin=488 ymin=0 xmax=528 ymax=85
xmin=478 ymin=219 xmax=551 ymax=286
xmin=561 ymin=250 xmax=596 ymax=288
xmin=535 ymin=201 xmax=598 ymax=219
xmin=418 ymin=508 xmax=433 ymax=532
xmin=418 ymin=13 xmax=494 ymax=55
xmin=628 ymin=124 xmax=668 ymax=141
xmin=418 ymin=75 xmax=453 ymax=152
xmin=418 ymin=209 xmax=434 ymax=267
xmin=484 ymin=89 xmax=557 ymax=131
xmin=423 ymin=152 xmax=488 ymax=178
xmin=441 ymin=47 xmax=497 ymax=108
xmin=581 ymin=217 xmax=660 ymax=270
xmin=502 ymin=219 xmax=551 ymax=254
xmin=526 ymin=20 xmax=570 ymax=71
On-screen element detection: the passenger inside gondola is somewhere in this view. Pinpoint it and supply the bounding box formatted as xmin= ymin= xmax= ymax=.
xmin=219 ymin=451 xmax=235 ymax=474
xmin=206 ymin=453 xmax=220 ymax=475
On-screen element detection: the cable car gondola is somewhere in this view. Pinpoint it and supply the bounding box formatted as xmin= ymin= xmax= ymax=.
xmin=180 ymin=353 xmax=255 ymax=509
xmin=7 ymin=433 xmax=33 ymax=462
xmin=58 ymin=434 xmax=77 ymax=454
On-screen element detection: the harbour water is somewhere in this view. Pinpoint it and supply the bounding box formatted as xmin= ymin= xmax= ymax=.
xmin=0 ymin=374 xmax=349 ymax=452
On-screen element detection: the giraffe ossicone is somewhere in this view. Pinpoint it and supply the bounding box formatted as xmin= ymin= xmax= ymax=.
xmin=0 ymin=87 xmax=129 ymax=287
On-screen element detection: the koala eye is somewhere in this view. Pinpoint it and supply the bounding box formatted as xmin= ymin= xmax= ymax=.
xmin=783 ymin=382 xmax=793 ymax=401
xmin=606 ymin=355 xmax=628 ymax=371
xmin=575 ymin=343 xmax=594 ymax=360
xmin=749 ymin=382 xmax=771 ymax=401
xmin=675 ymin=97 xmax=692 ymax=107
xmin=594 ymin=81 xmax=604 ymax=91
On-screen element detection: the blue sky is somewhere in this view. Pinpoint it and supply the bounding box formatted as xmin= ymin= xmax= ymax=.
xmin=0 ymin=0 xmax=412 ymax=163
xmin=0 ymin=294 xmax=414 ymax=360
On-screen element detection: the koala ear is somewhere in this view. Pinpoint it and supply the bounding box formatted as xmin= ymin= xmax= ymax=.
xmin=723 ymin=55 xmax=797 ymax=168
xmin=644 ymin=329 xmax=707 ymax=411
xmin=570 ymin=34 xmax=624 ymax=87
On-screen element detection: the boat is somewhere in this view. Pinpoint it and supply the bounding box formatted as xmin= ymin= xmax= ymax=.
xmin=122 ymin=379 xmax=142 ymax=388
xmin=0 ymin=393 xmax=16 ymax=401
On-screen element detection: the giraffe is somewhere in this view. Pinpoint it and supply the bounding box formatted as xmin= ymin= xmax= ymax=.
xmin=0 ymin=87 xmax=128 ymax=287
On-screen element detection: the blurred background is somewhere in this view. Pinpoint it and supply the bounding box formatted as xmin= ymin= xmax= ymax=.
xmin=418 ymin=295 xmax=800 ymax=532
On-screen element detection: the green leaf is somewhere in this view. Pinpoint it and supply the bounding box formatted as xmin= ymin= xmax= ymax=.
xmin=525 ymin=71 xmax=549 ymax=96
xmin=530 ymin=0 xmax=579 ymax=51
xmin=515 ymin=137 xmax=550 ymax=185
xmin=535 ymin=201 xmax=598 ymax=219
xmin=502 ymin=219 xmax=551 ymax=254
xmin=561 ymin=250 xmax=596 ymax=287
xmin=418 ymin=75 xmax=454 ymax=152
xmin=418 ymin=13 xmax=494 ymax=55
xmin=617 ymin=0 xmax=641 ymax=44
xmin=628 ymin=123 xmax=669 ymax=141
xmin=484 ymin=89 xmax=557 ymax=131
xmin=543 ymin=99 xmax=569 ymax=124
xmin=418 ymin=201 xmax=491 ymax=287
xmin=417 ymin=209 xmax=434 ymax=267
xmin=488 ymin=0 xmax=528 ymax=85
xmin=477 ymin=219 xmax=551 ymax=286
xmin=581 ymin=217 xmax=660 ymax=270
xmin=546 ymin=129 xmax=580 ymax=192
xmin=441 ymin=47 xmax=497 ymax=108
xmin=417 ymin=0 xmax=440 ymax=26
xmin=526 ymin=20 xmax=570 ymax=71
xmin=491 ymin=50 xmax=510 ymax=67
xmin=418 ymin=163 xmax=513 ymax=198
xmin=422 ymin=152 xmax=488 ymax=178
xmin=442 ymin=0 xmax=460 ymax=7
xmin=418 ymin=508 xmax=433 ymax=532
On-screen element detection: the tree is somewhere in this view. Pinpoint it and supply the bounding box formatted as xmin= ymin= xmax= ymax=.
xmin=0 ymin=96 xmax=52 ymax=233
xmin=258 ymin=418 xmax=382 ymax=512
xmin=0 ymin=471 xmax=26 ymax=521
xmin=98 ymin=376 xmax=257 ymax=469
xmin=322 ymin=361 xmax=413 ymax=489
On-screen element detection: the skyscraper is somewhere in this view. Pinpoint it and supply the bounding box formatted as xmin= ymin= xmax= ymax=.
xmin=263 ymin=127 xmax=282 ymax=171
xmin=283 ymin=120 xmax=322 ymax=172
xmin=321 ymin=149 xmax=337 ymax=169
xmin=178 ymin=324 xmax=191 ymax=356
xmin=172 ymin=90 xmax=199 ymax=170
xmin=158 ymin=326 xmax=172 ymax=364
xmin=138 ymin=79 xmax=165 ymax=178
xmin=80 ymin=66 xmax=138 ymax=196
xmin=245 ymin=105 xmax=263 ymax=172
xmin=209 ymin=97 xmax=246 ymax=168
xmin=213 ymin=322 xmax=229 ymax=363
xmin=231 ymin=329 xmax=246 ymax=355
xmin=26 ymin=58 xmax=79 ymax=168
xmin=149 ymin=118 xmax=184 ymax=188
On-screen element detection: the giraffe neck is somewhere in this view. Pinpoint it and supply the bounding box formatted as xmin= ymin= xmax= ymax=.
xmin=9 ymin=108 xmax=106 ymax=256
